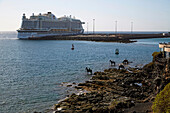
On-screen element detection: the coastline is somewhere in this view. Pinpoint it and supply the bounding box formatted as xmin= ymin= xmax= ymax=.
xmin=27 ymin=33 xmax=170 ymax=43
xmin=1 ymin=34 xmax=165 ymax=113
xmin=50 ymin=52 xmax=170 ymax=113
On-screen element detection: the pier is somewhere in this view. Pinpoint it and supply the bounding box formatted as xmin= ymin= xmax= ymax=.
xmin=28 ymin=33 xmax=170 ymax=43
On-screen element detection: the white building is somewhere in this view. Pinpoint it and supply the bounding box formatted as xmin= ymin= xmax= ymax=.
xmin=159 ymin=43 xmax=170 ymax=58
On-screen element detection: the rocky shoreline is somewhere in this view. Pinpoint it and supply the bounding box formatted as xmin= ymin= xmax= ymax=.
xmin=50 ymin=52 xmax=170 ymax=113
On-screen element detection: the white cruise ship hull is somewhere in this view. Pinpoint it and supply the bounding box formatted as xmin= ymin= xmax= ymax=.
xmin=17 ymin=31 xmax=84 ymax=39
xmin=17 ymin=32 xmax=37 ymax=39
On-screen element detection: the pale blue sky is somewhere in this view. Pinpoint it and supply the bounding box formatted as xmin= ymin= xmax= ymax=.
xmin=0 ymin=0 xmax=169 ymax=31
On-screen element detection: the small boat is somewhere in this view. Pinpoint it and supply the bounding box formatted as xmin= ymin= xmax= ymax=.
xmin=115 ymin=48 xmax=119 ymax=54
xmin=71 ymin=44 xmax=74 ymax=50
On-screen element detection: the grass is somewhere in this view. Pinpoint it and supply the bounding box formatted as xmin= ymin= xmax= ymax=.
xmin=152 ymin=83 xmax=170 ymax=113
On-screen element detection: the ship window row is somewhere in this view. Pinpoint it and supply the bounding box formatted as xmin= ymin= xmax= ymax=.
xmin=50 ymin=29 xmax=81 ymax=32
xmin=22 ymin=21 xmax=38 ymax=29
xmin=21 ymin=20 xmax=82 ymax=29
xmin=41 ymin=23 xmax=81 ymax=29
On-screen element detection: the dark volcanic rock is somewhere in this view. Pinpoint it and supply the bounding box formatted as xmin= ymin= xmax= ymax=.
xmin=53 ymin=52 xmax=170 ymax=113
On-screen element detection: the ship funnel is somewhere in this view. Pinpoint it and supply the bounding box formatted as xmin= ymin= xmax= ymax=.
xmin=22 ymin=13 xmax=26 ymax=20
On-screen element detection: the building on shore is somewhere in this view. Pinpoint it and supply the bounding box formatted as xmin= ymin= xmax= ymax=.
xmin=159 ymin=42 xmax=170 ymax=58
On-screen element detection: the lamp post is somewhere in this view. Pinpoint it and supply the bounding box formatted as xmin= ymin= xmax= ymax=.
xmin=115 ymin=21 xmax=117 ymax=35
xmin=87 ymin=22 xmax=88 ymax=34
xmin=93 ymin=19 xmax=95 ymax=34
xmin=131 ymin=22 xmax=133 ymax=34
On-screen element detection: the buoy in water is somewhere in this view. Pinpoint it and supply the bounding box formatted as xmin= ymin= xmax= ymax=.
xmin=115 ymin=48 xmax=119 ymax=55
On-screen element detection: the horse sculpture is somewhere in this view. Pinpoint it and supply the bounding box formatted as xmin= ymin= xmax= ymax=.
xmin=71 ymin=44 xmax=74 ymax=50
xmin=110 ymin=60 xmax=115 ymax=66
xmin=122 ymin=59 xmax=129 ymax=65
xmin=119 ymin=64 xmax=125 ymax=70
xmin=86 ymin=67 xmax=92 ymax=75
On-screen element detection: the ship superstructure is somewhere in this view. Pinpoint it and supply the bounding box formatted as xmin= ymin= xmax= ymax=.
xmin=17 ymin=12 xmax=85 ymax=39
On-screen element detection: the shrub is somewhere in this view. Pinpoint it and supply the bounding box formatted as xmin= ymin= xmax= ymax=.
xmin=108 ymin=99 xmax=118 ymax=110
xmin=152 ymin=52 xmax=160 ymax=58
xmin=152 ymin=83 xmax=170 ymax=113
xmin=143 ymin=62 xmax=154 ymax=70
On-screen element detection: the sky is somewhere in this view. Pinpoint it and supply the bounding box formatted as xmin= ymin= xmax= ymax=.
xmin=0 ymin=0 xmax=170 ymax=31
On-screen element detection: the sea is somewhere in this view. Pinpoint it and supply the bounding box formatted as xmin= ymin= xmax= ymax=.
xmin=0 ymin=31 xmax=169 ymax=113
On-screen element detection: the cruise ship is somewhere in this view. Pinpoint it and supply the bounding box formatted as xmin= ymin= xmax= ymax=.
xmin=17 ymin=12 xmax=85 ymax=39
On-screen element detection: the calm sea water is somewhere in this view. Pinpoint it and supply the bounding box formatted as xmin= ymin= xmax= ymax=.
xmin=0 ymin=32 xmax=169 ymax=113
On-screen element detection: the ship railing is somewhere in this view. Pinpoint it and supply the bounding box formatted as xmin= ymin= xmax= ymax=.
xmin=18 ymin=28 xmax=49 ymax=31
xmin=30 ymin=32 xmax=83 ymax=38
xmin=50 ymin=28 xmax=68 ymax=30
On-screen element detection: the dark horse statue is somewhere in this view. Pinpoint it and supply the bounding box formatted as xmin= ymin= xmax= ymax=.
xmin=86 ymin=67 xmax=92 ymax=75
xmin=119 ymin=64 xmax=125 ymax=70
xmin=71 ymin=44 xmax=74 ymax=50
xmin=122 ymin=59 xmax=129 ymax=65
xmin=110 ymin=60 xmax=115 ymax=66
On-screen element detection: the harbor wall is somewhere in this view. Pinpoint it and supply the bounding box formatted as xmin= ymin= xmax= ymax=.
xmin=27 ymin=33 xmax=170 ymax=43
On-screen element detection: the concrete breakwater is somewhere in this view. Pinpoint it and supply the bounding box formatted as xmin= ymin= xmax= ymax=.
xmin=51 ymin=52 xmax=170 ymax=113
xmin=28 ymin=33 xmax=170 ymax=43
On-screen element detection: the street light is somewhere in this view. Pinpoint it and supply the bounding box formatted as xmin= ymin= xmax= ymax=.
xmin=115 ymin=21 xmax=117 ymax=35
xmin=131 ymin=22 xmax=133 ymax=34
xmin=87 ymin=22 xmax=88 ymax=34
xmin=93 ymin=19 xmax=95 ymax=34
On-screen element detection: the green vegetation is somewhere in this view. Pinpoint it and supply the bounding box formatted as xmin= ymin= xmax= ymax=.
xmin=152 ymin=83 xmax=170 ymax=113
xmin=143 ymin=62 xmax=154 ymax=70
xmin=108 ymin=99 xmax=118 ymax=110
xmin=152 ymin=52 xmax=162 ymax=60
xmin=152 ymin=52 xmax=160 ymax=58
